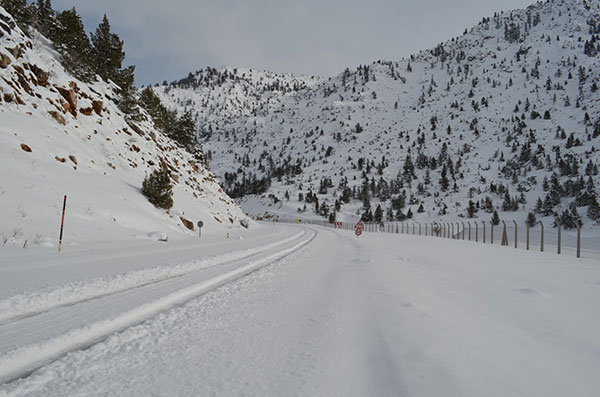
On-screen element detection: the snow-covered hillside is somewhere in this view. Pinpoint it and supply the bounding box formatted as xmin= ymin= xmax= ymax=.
xmin=0 ymin=7 xmax=251 ymax=248
xmin=156 ymin=0 xmax=600 ymax=233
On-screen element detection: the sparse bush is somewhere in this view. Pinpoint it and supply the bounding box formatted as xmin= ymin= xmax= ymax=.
xmin=142 ymin=169 xmax=173 ymax=210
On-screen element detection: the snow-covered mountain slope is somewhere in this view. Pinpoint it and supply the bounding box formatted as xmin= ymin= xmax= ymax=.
xmin=0 ymin=7 xmax=250 ymax=249
xmin=156 ymin=0 xmax=600 ymax=230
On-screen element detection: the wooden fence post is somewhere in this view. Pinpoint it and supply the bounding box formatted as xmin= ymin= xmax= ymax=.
xmin=467 ymin=222 xmax=471 ymax=241
xmin=490 ymin=221 xmax=494 ymax=244
xmin=525 ymin=222 xmax=530 ymax=250
xmin=513 ymin=220 xmax=518 ymax=249
xmin=419 ymin=223 xmax=422 ymax=236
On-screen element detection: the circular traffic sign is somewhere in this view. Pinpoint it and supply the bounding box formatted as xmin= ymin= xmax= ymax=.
xmin=355 ymin=228 xmax=363 ymax=237
xmin=197 ymin=220 xmax=204 ymax=228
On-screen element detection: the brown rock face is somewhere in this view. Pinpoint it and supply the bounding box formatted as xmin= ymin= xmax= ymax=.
xmin=0 ymin=53 xmax=10 ymax=68
xmin=20 ymin=144 xmax=32 ymax=152
xmin=92 ymin=100 xmax=103 ymax=116
xmin=29 ymin=64 xmax=49 ymax=86
xmin=79 ymin=107 xmax=93 ymax=116
xmin=48 ymin=110 xmax=66 ymax=125
xmin=16 ymin=71 xmax=32 ymax=95
xmin=8 ymin=45 xmax=22 ymax=59
xmin=56 ymin=86 xmax=77 ymax=118
xmin=179 ymin=217 xmax=195 ymax=231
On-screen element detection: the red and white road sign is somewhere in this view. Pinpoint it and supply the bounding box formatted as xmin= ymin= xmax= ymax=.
xmin=354 ymin=220 xmax=365 ymax=236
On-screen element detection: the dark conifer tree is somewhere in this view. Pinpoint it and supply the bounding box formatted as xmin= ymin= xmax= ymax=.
xmin=142 ymin=169 xmax=173 ymax=210
xmin=1 ymin=0 xmax=34 ymax=27
xmin=439 ymin=165 xmax=449 ymax=191
xmin=491 ymin=210 xmax=500 ymax=225
xmin=91 ymin=15 xmax=125 ymax=83
xmin=374 ymin=205 xmax=384 ymax=223
xmin=526 ymin=212 xmax=537 ymax=227
xmin=52 ymin=8 xmax=95 ymax=81
xmin=467 ymin=200 xmax=477 ymax=218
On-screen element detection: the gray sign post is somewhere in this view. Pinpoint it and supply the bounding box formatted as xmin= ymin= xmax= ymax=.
xmin=197 ymin=220 xmax=204 ymax=238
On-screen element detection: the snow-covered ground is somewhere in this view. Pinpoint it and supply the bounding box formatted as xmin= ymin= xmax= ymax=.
xmin=1 ymin=224 xmax=599 ymax=396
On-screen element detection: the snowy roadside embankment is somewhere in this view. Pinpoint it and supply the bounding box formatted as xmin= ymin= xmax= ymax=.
xmin=0 ymin=228 xmax=315 ymax=385
xmin=0 ymin=231 xmax=306 ymax=323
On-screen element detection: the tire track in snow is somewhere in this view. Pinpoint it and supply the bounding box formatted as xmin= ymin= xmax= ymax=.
xmin=0 ymin=231 xmax=307 ymax=324
xmin=0 ymin=229 xmax=316 ymax=386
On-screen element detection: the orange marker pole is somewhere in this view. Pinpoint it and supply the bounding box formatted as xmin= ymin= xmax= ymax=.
xmin=58 ymin=195 xmax=67 ymax=252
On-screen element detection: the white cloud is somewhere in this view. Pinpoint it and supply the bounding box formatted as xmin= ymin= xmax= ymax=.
xmin=54 ymin=0 xmax=533 ymax=85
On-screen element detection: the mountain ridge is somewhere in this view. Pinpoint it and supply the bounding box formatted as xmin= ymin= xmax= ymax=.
xmin=156 ymin=0 xmax=600 ymax=230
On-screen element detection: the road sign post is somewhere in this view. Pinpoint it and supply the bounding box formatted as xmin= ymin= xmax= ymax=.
xmin=197 ymin=220 xmax=204 ymax=238
xmin=354 ymin=220 xmax=365 ymax=237
xmin=58 ymin=195 xmax=67 ymax=252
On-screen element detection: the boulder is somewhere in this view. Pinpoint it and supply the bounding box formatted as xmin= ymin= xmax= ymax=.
xmin=48 ymin=110 xmax=66 ymax=125
xmin=0 ymin=52 xmax=10 ymax=68
xmin=56 ymin=86 xmax=77 ymax=117
xmin=179 ymin=217 xmax=195 ymax=231
xmin=92 ymin=100 xmax=103 ymax=116
xmin=29 ymin=64 xmax=49 ymax=86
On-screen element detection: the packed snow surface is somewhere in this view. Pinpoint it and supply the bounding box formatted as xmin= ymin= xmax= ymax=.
xmin=1 ymin=224 xmax=599 ymax=396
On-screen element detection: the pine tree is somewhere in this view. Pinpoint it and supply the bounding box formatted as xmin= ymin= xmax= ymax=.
xmin=115 ymin=65 xmax=138 ymax=116
xmin=139 ymin=87 xmax=168 ymax=130
xmin=541 ymin=194 xmax=555 ymax=216
xmin=526 ymin=212 xmax=537 ymax=227
xmin=91 ymin=15 xmax=125 ymax=83
xmin=439 ymin=165 xmax=449 ymax=191
xmin=142 ymin=169 xmax=173 ymax=210
xmin=51 ymin=8 xmax=95 ymax=81
xmin=1 ymin=0 xmax=34 ymax=28
xmin=467 ymin=200 xmax=477 ymax=218
xmin=587 ymin=198 xmax=600 ymax=221
xmin=374 ymin=205 xmax=384 ymax=223
xmin=35 ymin=0 xmax=53 ymax=35
xmin=402 ymin=154 xmax=416 ymax=182
xmin=328 ymin=211 xmax=336 ymax=223
xmin=501 ymin=191 xmax=512 ymax=211
xmin=491 ymin=210 xmax=500 ymax=225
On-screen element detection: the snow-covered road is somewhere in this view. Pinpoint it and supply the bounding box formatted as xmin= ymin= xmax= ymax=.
xmin=2 ymin=225 xmax=600 ymax=396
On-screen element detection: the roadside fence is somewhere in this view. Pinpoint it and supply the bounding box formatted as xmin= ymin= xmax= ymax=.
xmin=268 ymin=216 xmax=588 ymax=259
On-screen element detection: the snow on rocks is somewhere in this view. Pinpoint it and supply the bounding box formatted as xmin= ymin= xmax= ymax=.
xmin=0 ymin=6 xmax=251 ymax=249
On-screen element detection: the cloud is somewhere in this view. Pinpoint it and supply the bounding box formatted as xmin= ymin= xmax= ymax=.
xmin=53 ymin=0 xmax=533 ymax=85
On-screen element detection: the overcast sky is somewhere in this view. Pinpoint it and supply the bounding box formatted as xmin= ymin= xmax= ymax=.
xmin=53 ymin=0 xmax=533 ymax=86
